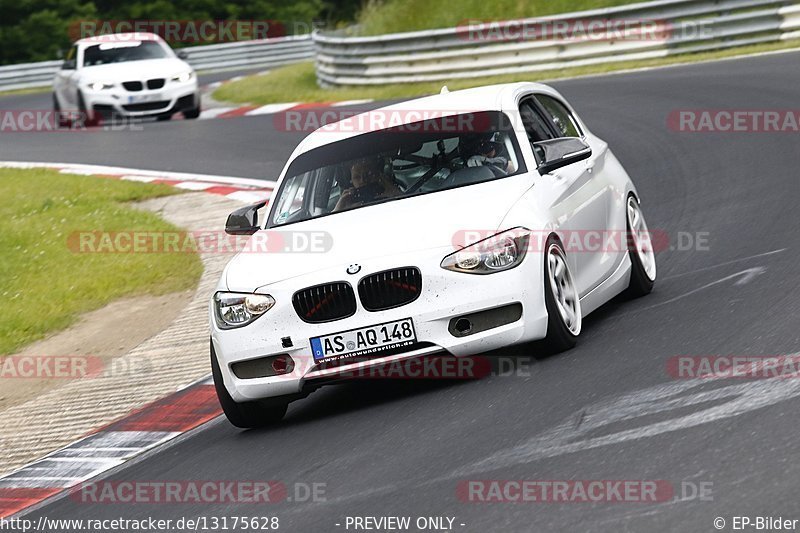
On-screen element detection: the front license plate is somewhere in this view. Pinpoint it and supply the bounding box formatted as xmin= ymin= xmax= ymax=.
xmin=128 ymin=93 xmax=161 ymax=104
xmin=310 ymin=318 xmax=417 ymax=362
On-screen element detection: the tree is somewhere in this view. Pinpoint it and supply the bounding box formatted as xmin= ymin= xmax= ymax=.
xmin=0 ymin=0 xmax=365 ymax=65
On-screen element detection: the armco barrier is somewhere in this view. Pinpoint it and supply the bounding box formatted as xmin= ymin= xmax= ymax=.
xmin=0 ymin=34 xmax=313 ymax=92
xmin=4 ymin=0 xmax=800 ymax=93
xmin=312 ymin=0 xmax=800 ymax=86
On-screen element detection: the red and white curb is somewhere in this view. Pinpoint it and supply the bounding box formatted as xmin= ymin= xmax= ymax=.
xmin=0 ymin=377 xmax=219 ymax=518
xmin=0 ymin=161 xmax=274 ymax=204
xmin=198 ymin=99 xmax=374 ymax=121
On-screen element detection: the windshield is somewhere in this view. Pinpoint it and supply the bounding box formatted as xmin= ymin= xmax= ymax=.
xmin=83 ymin=41 xmax=170 ymax=66
xmin=268 ymin=111 xmax=526 ymax=227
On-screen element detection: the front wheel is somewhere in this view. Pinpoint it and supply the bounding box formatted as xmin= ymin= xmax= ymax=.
xmin=77 ymin=93 xmax=99 ymax=127
xmin=210 ymin=341 xmax=288 ymax=428
xmin=183 ymin=104 xmax=201 ymax=119
xmin=53 ymin=94 xmax=71 ymax=127
xmin=624 ymin=195 xmax=656 ymax=297
xmin=542 ymin=237 xmax=581 ymax=352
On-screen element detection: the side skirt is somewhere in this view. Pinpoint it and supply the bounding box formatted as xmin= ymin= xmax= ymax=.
xmin=579 ymin=254 xmax=631 ymax=317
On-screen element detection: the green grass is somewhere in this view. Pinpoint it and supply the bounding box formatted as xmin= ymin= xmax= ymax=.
xmin=214 ymin=39 xmax=800 ymax=106
xmin=0 ymin=169 xmax=203 ymax=355
xmin=0 ymin=86 xmax=49 ymax=97
xmin=357 ymin=0 xmax=644 ymax=35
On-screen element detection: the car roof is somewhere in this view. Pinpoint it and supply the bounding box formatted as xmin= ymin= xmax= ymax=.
xmin=290 ymin=82 xmax=557 ymax=156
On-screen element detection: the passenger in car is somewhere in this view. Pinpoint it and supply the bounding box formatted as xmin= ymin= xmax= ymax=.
xmin=333 ymin=157 xmax=403 ymax=212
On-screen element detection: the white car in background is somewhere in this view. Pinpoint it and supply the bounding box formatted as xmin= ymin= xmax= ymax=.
xmin=53 ymin=32 xmax=200 ymax=124
xmin=211 ymin=82 xmax=657 ymax=428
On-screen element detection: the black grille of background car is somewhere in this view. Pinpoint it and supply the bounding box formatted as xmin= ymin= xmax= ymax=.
xmin=292 ymin=282 xmax=357 ymax=323
xmin=122 ymin=101 xmax=170 ymax=112
xmin=147 ymin=78 xmax=165 ymax=90
xmin=358 ymin=267 xmax=422 ymax=311
xmin=122 ymin=81 xmax=143 ymax=91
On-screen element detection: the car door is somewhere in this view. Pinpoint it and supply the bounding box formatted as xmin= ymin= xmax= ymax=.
xmin=519 ymin=94 xmax=612 ymax=297
xmin=535 ymin=94 xmax=623 ymax=290
xmin=53 ymin=45 xmax=79 ymax=110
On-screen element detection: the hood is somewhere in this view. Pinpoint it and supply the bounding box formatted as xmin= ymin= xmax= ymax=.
xmin=80 ymin=58 xmax=190 ymax=81
xmin=224 ymin=174 xmax=533 ymax=291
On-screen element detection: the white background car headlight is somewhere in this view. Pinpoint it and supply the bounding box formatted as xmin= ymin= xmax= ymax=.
xmin=88 ymin=81 xmax=114 ymax=91
xmin=442 ymin=228 xmax=530 ymax=274
xmin=214 ymin=292 xmax=275 ymax=329
xmin=171 ymin=72 xmax=194 ymax=83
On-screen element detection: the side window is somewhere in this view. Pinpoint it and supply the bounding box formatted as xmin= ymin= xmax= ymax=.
xmin=536 ymin=95 xmax=582 ymax=138
xmin=272 ymin=173 xmax=309 ymax=224
xmin=61 ymin=46 xmax=77 ymax=70
xmin=519 ymin=99 xmax=554 ymax=143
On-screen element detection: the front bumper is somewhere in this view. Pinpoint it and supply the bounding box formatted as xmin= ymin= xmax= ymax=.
xmin=83 ymin=79 xmax=199 ymax=118
xmin=211 ymin=247 xmax=548 ymax=403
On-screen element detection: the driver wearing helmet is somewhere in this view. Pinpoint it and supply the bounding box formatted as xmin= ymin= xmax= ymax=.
xmin=333 ymin=157 xmax=402 ymax=212
xmin=462 ymin=132 xmax=515 ymax=174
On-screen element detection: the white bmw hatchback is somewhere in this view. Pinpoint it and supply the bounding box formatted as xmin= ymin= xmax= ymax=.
xmin=211 ymin=82 xmax=657 ymax=427
xmin=53 ymin=33 xmax=200 ymax=124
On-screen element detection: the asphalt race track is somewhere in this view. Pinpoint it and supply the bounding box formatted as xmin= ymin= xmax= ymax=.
xmin=6 ymin=51 xmax=800 ymax=531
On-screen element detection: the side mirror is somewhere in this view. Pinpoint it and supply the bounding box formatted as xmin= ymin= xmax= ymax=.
xmin=61 ymin=59 xmax=76 ymax=70
xmin=533 ymin=137 xmax=592 ymax=175
xmin=225 ymin=201 xmax=267 ymax=235
xmin=177 ymin=50 xmax=189 ymax=60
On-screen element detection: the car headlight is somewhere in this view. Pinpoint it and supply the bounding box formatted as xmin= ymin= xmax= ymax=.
xmin=441 ymin=228 xmax=530 ymax=274
xmin=88 ymin=81 xmax=114 ymax=91
xmin=214 ymin=292 xmax=275 ymax=329
xmin=171 ymin=71 xmax=194 ymax=83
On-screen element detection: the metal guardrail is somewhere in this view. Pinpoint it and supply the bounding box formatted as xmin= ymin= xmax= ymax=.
xmin=181 ymin=35 xmax=312 ymax=72
xmin=4 ymin=0 xmax=799 ymax=93
xmin=0 ymin=60 xmax=64 ymax=93
xmin=0 ymin=34 xmax=313 ymax=92
xmin=312 ymin=0 xmax=800 ymax=86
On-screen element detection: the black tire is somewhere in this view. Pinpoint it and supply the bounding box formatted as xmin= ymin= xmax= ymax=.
xmin=183 ymin=104 xmax=201 ymax=119
xmin=77 ymin=93 xmax=99 ymax=127
xmin=53 ymin=94 xmax=70 ymax=128
xmin=542 ymin=236 xmax=579 ymax=353
xmin=210 ymin=340 xmax=288 ymax=428
xmin=156 ymin=113 xmax=173 ymax=122
xmin=625 ymin=195 xmax=656 ymax=298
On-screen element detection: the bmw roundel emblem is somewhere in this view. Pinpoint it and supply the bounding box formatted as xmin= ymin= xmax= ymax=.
xmin=346 ymin=264 xmax=361 ymax=275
